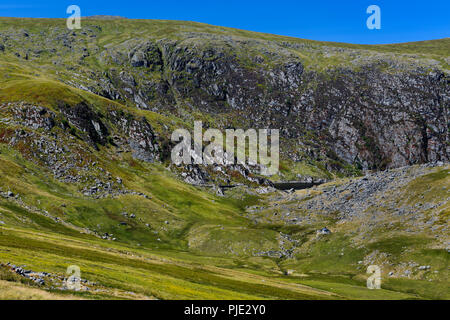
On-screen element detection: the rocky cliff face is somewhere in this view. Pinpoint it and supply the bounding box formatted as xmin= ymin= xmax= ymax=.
xmin=0 ymin=21 xmax=448 ymax=177
xmin=83 ymin=34 xmax=450 ymax=171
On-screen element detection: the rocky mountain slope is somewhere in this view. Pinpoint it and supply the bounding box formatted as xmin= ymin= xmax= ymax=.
xmin=0 ymin=18 xmax=448 ymax=179
xmin=0 ymin=18 xmax=448 ymax=299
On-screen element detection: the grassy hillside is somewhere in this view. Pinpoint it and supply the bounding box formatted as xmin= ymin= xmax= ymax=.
xmin=0 ymin=18 xmax=448 ymax=300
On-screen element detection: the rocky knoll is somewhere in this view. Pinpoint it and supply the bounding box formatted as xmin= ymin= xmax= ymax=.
xmin=243 ymin=163 xmax=449 ymax=282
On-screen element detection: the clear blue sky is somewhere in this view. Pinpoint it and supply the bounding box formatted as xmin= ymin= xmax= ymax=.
xmin=0 ymin=0 xmax=449 ymax=44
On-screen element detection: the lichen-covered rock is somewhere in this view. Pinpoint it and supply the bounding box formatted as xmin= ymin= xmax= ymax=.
xmin=109 ymin=110 xmax=160 ymax=162
xmin=58 ymin=101 xmax=109 ymax=147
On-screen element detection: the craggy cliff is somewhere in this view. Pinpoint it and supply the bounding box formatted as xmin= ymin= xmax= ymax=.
xmin=0 ymin=19 xmax=448 ymax=183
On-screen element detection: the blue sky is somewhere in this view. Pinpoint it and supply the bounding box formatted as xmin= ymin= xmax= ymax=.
xmin=0 ymin=0 xmax=449 ymax=44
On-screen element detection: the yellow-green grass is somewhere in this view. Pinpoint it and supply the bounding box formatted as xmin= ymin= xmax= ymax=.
xmin=1 ymin=142 xmax=440 ymax=299
xmin=0 ymin=280 xmax=82 ymax=300
xmin=0 ymin=226 xmax=337 ymax=300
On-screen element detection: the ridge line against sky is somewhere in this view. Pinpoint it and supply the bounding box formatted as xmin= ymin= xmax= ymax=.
xmin=0 ymin=0 xmax=449 ymax=44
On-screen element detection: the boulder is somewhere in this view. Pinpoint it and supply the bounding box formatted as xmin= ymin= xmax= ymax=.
xmin=318 ymin=227 xmax=331 ymax=235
